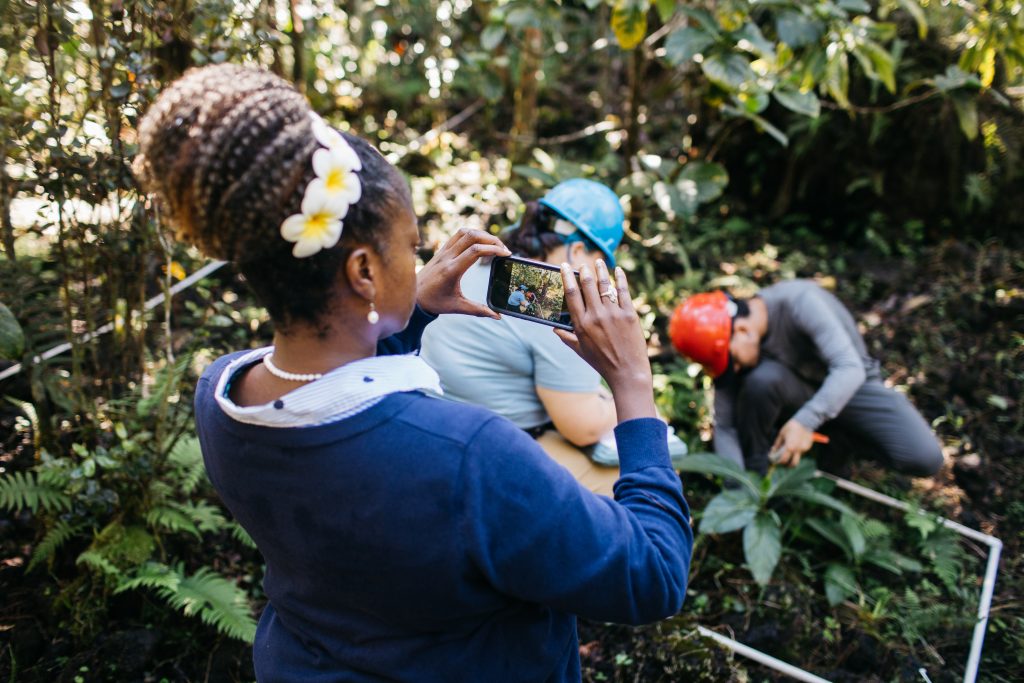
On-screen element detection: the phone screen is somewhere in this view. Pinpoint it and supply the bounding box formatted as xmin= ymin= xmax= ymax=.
xmin=487 ymin=256 xmax=574 ymax=330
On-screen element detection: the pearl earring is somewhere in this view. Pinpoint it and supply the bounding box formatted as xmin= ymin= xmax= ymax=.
xmin=367 ymin=302 xmax=379 ymax=325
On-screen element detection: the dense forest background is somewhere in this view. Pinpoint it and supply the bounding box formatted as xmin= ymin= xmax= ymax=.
xmin=0 ymin=0 xmax=1021 ymax=681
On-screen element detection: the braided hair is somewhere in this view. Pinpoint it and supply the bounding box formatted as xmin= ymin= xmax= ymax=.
xmin=134 ymin=64 xmax=412 ymax=330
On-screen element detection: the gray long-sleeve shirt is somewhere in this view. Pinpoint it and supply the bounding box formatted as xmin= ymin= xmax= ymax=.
xmin=713 ymin=280 xmax=880 ymax=468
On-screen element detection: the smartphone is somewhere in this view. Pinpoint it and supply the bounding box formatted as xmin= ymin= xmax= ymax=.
xmin=486 ymin=255 xmax=575 ymax=331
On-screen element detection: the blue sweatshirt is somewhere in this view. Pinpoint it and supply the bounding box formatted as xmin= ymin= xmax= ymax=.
xmin=194 ymin=314 xmax=692 ymax=682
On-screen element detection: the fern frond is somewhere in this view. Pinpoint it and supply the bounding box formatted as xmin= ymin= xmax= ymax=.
xmin=148 ymin=479 xmax=173 ymax=500
xmin=168 ymin=436 xmax=207 ymax=494
xmin=0 ymin=471 xmax=72 ymax=513
xmin=116 ymin=562 xmax=256 ymax=641
xmin=146 ymin=506 xmax=200 ymax=538
xmin=929 ymin=535 xmax=965 ymax=593
xmin=181 ymin=501 xmax=228 ymax=533
xmin=230 ymin=522 xmax=256 ymax=550
xmin=27 ymin=519 xmax=84 ymax=572
xmin=76 ymin=549 xmax=121 ymax=577
xmin=861 ymin=519 xmax=891 ymax=540
xmin=115 ymin=561 xmax=181 ymax=594
xmin=156 ymin=567 xmax=257 ymax=643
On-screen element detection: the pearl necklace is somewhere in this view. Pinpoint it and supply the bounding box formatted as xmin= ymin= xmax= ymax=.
xmin=263 ymin=353 xmax=323 ymax=382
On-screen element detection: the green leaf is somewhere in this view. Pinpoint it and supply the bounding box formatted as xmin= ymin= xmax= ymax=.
xmin=505 ymin=7 xmax=540 ymax=28
xmin=806 ymin=517 xmax=854 ymax=559
xmin=77 ymin=549 xmax=121 ymax=577
xmin=700 ymin=489 xmax=760 ymax=534
xmin=655 ymin=0 xmax=676 ymax=22
xmin=952 ymin=94 xmax=979 ymax=141
xmin=767 ymin=457 xmax=817 ymax=497
xmin=28 ymin=519 xmax=84 ymax=572
xmin=675 ymin=453 xmax=760 ymax=496
xmin=0 ymin=302 xmax=24 ymax=360
xmin=481 ymin=25 xmax=506 ymax=51
xmin=854 ymin=41 xmax=896 ymax=93
xmin=773 ymin=87 xmax=820 ymax=118
xmin=147 ymin=505 xmax=201 ymax=538
xmin=664 ymin=27 xmax=714 ymax=65
xmin=166 ymin=567 xmax=257 ymax=642
xmin=824 ymin=48 xmax=851 ymax=109
xmin=734 ymin=22 xmax=774 ymax=59
xmin=906 ymin=509 xmax=939 ymax=539
xmin=676 ymin=6 xmax=721 ymax=37
xmin=865 ymin=548 xmax=919 ymax=574
xmin=738 ymin=89 xmax=770 ymax=114
xmin=824 ymin=563 xmax=858 ymax=605
xmin=612 ymin=2 xmax=648 ymax=51
xmin=722 ymin=104 xmax=789 ymax=146
xmin=896 ymin=0 xmax=928 ymax=39
xmin=775 ymin=11 xmax=822 ymax=48
xmin=744 ymin=512 xmax=782 ymax=585
xmin=841 ymin=514 xmax=866 ymax=558
xmin=512 ymin=165 xmax=558 ymax=186
xmin=701 ymin=53 xmax=755 ymax=89
xmin=934 ymin=65 xmax=982 ymax=93
xmin=837 ymin=0 xmax=871 ymax=13
xmin=120 ymin=563 xmax=257 ymax=643
xmin=678 ymin=161 xmax=729 ymax=204
xmin=230 ymin=522 xmax=257 ymax=550
xmin=0 ymin=471 xmax=72 ymax=513
xmin=788 ymin=485 xmax=857 ymax=517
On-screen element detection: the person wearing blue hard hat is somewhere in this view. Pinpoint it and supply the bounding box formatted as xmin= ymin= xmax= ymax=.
xmin=421 ymin=179 xmax=688 ymax=484
xmin=536 ymin=178 xmax=625 ymax=268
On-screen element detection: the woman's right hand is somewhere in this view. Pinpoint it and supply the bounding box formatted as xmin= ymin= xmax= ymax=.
xmin=554 ymin=260 xmax=657 ymax=423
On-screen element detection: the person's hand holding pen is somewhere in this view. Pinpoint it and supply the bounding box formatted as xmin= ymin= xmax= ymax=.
xmin=769 ymin=420 xmax=830 ymax=467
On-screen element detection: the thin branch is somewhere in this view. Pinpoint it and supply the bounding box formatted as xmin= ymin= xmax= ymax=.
xmin=820 ymin=88 xmax=941 ymax=114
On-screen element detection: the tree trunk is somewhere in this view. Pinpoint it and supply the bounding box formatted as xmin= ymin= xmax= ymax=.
xmin=624 ymin=49 xmax=645 ymax=236
xmin=510 ymin=26 xmax=542 ymax=165
xmin=288 ymin=0 xmax=305 ymax=91
xmin=1 ymin=142 xmax=14 ymax=260
xmin=265 ymin=0 xmax=283 ymax=76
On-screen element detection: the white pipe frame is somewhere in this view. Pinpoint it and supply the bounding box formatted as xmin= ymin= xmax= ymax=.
xmin=697 ymin=471 xmax=1003 ymax=683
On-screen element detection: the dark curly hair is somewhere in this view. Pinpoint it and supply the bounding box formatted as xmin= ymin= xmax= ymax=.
xmin=502 ymin=200 xmax=599 ymax=261
xmin=133 ymin=63 xmax=412 ymax=331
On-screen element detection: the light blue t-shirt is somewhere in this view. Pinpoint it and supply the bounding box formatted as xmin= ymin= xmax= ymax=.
xmin=508 ymin=290 xmax=526 ymax=307
xmin=420 ymin=262 xmax=602 ymax=429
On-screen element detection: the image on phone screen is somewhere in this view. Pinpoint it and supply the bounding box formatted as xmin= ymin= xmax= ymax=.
xmin=486 ymin=256 xmax=574 ymax=330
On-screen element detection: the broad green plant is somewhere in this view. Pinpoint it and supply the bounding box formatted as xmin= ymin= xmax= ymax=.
xmin=677 ymin=454 xmax=856 ymax=585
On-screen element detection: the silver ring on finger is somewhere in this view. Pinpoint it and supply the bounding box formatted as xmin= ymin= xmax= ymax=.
xmin=599 ymin=287 xmax=618 ymax=305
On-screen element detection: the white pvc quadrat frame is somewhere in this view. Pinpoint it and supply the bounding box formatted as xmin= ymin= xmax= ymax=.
xmin=695 ymin=471 xmax=1004 ymax=683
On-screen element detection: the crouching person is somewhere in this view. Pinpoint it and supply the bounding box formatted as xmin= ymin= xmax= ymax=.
xmin=670 ymin=280 xmax=944 ymax=477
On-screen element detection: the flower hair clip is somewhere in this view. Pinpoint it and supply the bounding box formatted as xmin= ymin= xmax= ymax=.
xmin=280 ymin=113 xmax=363 ymax=258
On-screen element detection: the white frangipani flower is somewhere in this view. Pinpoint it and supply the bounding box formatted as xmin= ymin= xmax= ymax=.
xmin=280 ymin=112 xmax=365 ymax=258
xmin=310 ymin=115 xmax=362 ymax=170
xmin=280 ymin=186 xmax=344 ymax=258
xmin=310 ymin=145 xmax=363 ymax=215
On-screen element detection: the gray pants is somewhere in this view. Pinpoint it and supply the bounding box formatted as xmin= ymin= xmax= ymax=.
xmin=735 ymin=360 xmax=943 ymax=476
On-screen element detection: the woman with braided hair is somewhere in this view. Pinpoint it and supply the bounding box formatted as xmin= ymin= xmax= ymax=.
xmin=136 ymin=64 xmax=692 ymax=682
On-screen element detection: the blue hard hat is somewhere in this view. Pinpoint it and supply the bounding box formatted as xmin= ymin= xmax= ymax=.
xmin=539 ymin=178 xmax=625 ymax=268
xmin=519 ymin=284 xmax=528 ymax=290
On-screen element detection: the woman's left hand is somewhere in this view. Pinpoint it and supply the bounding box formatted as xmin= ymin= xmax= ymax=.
xmin=417 ymin=228 xmax=510 ymax=318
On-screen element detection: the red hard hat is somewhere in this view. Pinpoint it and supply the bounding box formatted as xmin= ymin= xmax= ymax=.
xmin=669 ymin=291 xmax=732 ymax=378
